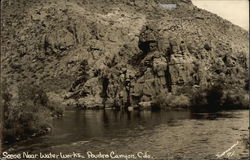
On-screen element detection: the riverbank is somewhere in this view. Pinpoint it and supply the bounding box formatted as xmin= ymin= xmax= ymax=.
xmin=2 ymin=83 xmax=64 ymax=145
xmin=2 ymin=79 xmax=248 ymax=146
xmin=51 ymin=83 xmax=249 ymax=112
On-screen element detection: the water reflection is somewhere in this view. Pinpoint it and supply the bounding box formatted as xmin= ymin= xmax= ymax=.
xmin=190 ymin=110 xmax=242 ymax=120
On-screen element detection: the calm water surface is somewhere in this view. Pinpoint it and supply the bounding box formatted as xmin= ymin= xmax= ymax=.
xmin=4 ymin=110 xmax=249 ymax=160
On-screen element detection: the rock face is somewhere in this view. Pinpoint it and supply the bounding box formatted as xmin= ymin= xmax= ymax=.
xmin=1 ymin=0 xmax=249 ymax=109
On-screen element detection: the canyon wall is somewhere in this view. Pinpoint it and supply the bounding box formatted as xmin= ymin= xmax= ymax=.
xmin=2 ymin=0 xmax=249 ymax=110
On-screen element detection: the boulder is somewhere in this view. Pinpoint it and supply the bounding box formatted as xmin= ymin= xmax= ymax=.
xmin=139 ymin=101 xmax=153 ymax=108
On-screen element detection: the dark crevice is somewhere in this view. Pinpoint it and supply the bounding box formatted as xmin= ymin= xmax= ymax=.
xmin=165 ymin=66 xmax=172 ymax=92
xmin=129 ymin=41 xmax=154 ymax=66
xmin=100 ymin=77 xmax=109 ymax=107
xmin=139 ymin=41 xmax=150 ymax=54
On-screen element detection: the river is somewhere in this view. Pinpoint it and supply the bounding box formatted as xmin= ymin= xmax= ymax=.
xmin=3 ymin=110 xmax=249 ymax=160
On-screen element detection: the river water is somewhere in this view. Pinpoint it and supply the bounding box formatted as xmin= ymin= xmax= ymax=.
xmin=4 ymin=110 xmax=249 ymax=160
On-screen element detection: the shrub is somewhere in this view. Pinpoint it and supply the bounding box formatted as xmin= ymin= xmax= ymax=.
xmin=206 ymin=84 xmax=224 ymax=106
xmin=168 ymin=94 xmax=191 ymax=108
xmin=191 ymin=82 xmax=248 ymax=109
xmin=152 ymin=92 xmax=191 ymax=110
xmin=222 ymin=89 xmax=249 ymax=108
xmin=2 ymin=83 xmax=57 ymax=143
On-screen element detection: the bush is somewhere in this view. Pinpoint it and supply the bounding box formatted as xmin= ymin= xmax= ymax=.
xmin=191 ymin=82 xmax=249 ymax=110
xmin=152 ymin=92 xmax=191 ymax=110
xmin=206 ymin=84 xmax=224 ymax=106
xmin=222 ymin=89 xmax=249 ymax=108
xmin=168 ymin=94 xmax=191 ymax=108
xmin=2 ymin=83 xmax=58 ymax=143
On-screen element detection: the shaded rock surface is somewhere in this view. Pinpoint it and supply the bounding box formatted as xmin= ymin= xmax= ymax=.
xmin=1 ymin=0 xmax=249 ymax=109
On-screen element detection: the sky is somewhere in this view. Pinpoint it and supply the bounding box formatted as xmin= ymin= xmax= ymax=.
xmin=192 ymin=0 xmax=249 ymax=31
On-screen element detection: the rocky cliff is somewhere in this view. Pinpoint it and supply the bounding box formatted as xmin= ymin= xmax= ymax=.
xmin=1 ymin=0 xmax=249 ymax=110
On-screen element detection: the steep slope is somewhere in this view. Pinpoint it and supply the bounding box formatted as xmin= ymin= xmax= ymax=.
xmin=1 ymin=0 xmax=249 ymax=110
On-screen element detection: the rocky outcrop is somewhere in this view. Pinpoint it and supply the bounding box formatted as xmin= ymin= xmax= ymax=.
xmin=1 ymin=0 xmax=249 ymax=110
